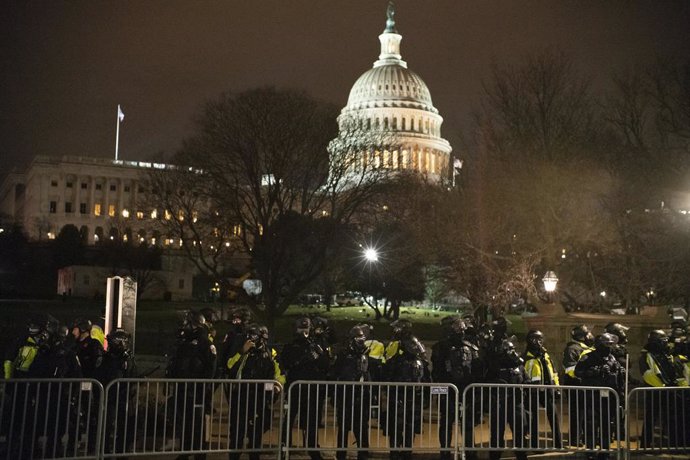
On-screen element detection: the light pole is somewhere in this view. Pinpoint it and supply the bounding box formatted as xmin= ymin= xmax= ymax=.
xmin=364 ymin=247 xmax=379 ymax=263
xmin=542 ymin=271 xmax=559 ymax=303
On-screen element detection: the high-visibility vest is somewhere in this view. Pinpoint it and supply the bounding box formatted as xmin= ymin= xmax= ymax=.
xmin=525 ymin=350 xmax=560 ymax=385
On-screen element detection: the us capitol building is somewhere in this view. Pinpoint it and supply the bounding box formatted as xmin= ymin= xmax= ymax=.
xmin=332 ymin=3 xmax=452 ymax=183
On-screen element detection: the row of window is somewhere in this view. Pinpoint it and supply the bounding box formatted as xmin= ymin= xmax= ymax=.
xmin=50 ymin=180 xmax=144 ymax=193
xmin=356 ymin=115 xmax=440 ymax=136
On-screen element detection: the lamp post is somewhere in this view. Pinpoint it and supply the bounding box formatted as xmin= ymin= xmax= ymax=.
xmin=364 ymin=247 xmax=379 ymax=263
xmin=542 ymin=271 xmax=559 ymax=303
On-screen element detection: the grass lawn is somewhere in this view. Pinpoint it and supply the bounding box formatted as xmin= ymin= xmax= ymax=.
xmin=0 ymin=298 xmax=526 ymax=357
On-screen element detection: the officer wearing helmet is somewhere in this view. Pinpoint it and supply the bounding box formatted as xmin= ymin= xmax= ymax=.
xmin=604 ymin=322 xmax=630 ymax=367
xmin=3 ymin=319 xmax=44 ymax=379
xmin=669 ymin=320 xmax=689 ymax=359
xmin=575 ymin=333 xmax=625 ymax=460
xmin=227 ymin=323 xmax=283 ymax=460
xmin=639 ymin=329 xmax=688 ymax=448
xmin=489 ymin=339 xmax=528 ymax=460
xmin=331 ymin=326 xmax=371 ymax=460
xmin=431 ymin=316 xmax=482 ymax=460
xmin=71 ymin=318 xmax=104 ymax=380
xmin=101 ymin=329 xmax=135 ymax=455
xmin=219 ymin=307 xmax=253 ymax=378
xmin=279 ymin=316 xmax=328 ymax=460
xmin=167 ymin=310 xmax=217 ymax=460
xmin=383 ymin=321 xmax=429 ymax=460
xmin=523 ymin=330 xmax=562 ymax=449
xmin=384 ymin=319 xmax=413 ymax=361
xmin=562 ymin=324 xmax=594 ymax=446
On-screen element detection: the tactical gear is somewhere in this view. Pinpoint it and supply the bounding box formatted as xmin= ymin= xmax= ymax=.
xmin=107 ymin=329 xmax=131 ymax=354
xmin=594 ymin=333 xmax=618 ymax=352
xmin=72 ymin=318 xmax=93 ymax=333
xmin=200 ymin=307 xmax=218 ymax=325
xmin=390 ymin=319 xmax=413 ymax=339
xmin=605 ymin=322 xmax=629 ymax=344
xmin=294 ymin=316 xmax=312 ymax=336
xmin=449 ymin=317 xmax=467 ymax=336
xmin=571 ymin=324 xmax=594 ymax=346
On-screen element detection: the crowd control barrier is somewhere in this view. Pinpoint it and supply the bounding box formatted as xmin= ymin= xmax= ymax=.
xmin=0 ymin=378 xmax=104 ymax=460
xmin=462 ymin=383 xmax=622 ymax=459
xmin=284 ymin=381 xmax=460 ymax=460
xmin=626 ymin=386 xmax=690 ymax=457
xmin=101 ymin=378 xmax=284 ymax=458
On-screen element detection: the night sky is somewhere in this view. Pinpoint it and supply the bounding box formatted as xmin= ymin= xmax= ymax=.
xmin=1 ymin=1 xmax=689 ymax=176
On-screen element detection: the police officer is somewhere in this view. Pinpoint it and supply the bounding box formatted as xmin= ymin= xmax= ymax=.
xmin=524 ymin=330 xmax=562 ymax=449
xmin=359 ymin=323 xmax=385 ymax=382
xmin=279 ymin=317 xmax=328 ymax=460
xmin=639 ymin=329 xmax=688 ymax=448
xmin=575 ymin=333 xmax=625 ymax=460
xmin=219 ymin=307 xmax=252 ymax=378
xmin=562 ymin=324 xmax=594 ymax=446
xmin=385 ymin=319 xmax=413 ymax=361
xmin=384 ymin=331 xmax=429 ymax=460
xmin=331 ymin=326 xmax=371 ymax=460
xmin=3 ymin=320 xmax=43 ymax=379
xmin=489 ymin=340 xmax=528 ymax=460
xmin=227 ymin=324 xmax=284 ymax=460
xmin=71 ymin=318 xmax=104 ymax=380
xmin=431 ymin=316 xmax=482 ymax=460
xmin=604 ymin=323 xmax=630 ymax=368
xmin=167 ymin=310 xmax=217 ymax=460
xmin=101 ymin=329 xmax=135 ymax=456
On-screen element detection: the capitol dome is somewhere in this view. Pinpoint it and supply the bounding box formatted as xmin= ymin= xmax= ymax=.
xmin=332 ymin=2 xmax=452 ymax=183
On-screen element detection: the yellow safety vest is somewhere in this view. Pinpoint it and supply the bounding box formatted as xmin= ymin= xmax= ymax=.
xmin=525 ymin=350 xmax=560 ymax=385
xmin=384 ymin=340 xmax=400 ymax=362
xmin=564 ymin=341 xmax=594 ymax=379
xmin=366 ymin=339 xmax=385 ymax=362
xmin=641 ymin=350 xmax=688 ymax=387
xmin=227 ymin=348 xmax=285 ymax=385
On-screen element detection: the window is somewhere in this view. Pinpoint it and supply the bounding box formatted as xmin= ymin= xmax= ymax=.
xmin=124 ymin=185 xmax=131 ymax=193
xmin=66 ymin=182 xmax=73 ymax=188
xmin=138 ymin=186 xmax=145 ymax=193
xmin=81 ymin=183 xmax=87 ymax=189
xmin=51 ymin=180 xmax=58 ymax=187
xmin=65 ymin=202 xmax=73 ymax=213
xmin=80 ymin=203 xmax=87 ymax=214
xmin=136 ymin=211 xmax=144 ymax=219
xmin=96 ymin=184 xmax=102 ymax=191
xmin=108 ymin=204 xmax=116 ymax=217
xmin=49 ymin=201 xmax=57 ymax=213
xmin=110 ymin=184 xmax=116 ymax=191
xmin=94 ymin=203 xmax=102 ymax=216
xmin=178 ymin=279 xmax=185 ymax=289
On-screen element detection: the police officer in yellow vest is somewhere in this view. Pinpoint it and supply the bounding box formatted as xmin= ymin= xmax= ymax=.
xmin=639 ymin=330 xmax=688 ymax=448
xmin=562 ymin=324 xmax=594 ymax=446
xmin=3 ymin=320 xmax=43 ymax=379
xmin=524 ymin=330 xmax=562 ymax=448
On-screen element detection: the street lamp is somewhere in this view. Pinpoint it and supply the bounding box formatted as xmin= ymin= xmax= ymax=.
xmin=364 ymin=247 xmax=379 ymax=263
xmin=542 ymin=271 xmax=559 ymax=293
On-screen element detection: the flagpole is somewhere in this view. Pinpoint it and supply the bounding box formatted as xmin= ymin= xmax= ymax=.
xmin=115 ymin=104 xmax=121 ymax=161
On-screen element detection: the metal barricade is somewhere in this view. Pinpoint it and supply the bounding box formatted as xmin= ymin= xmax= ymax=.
xmin=462 ymin=384 xmax=622 ymax=459
xmin=626 ymin=386 xmax=690 ymax=456
xmin=0 ymin=378 xmax=104 ymax=460
xmin=101 ymin=378 xmax=283 ymax=458
xmin=284 ymin=380 xmax=460 ymax=459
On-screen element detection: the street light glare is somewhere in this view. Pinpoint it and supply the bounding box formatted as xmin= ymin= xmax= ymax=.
xmin=364 ymin=247 xmax=379 ymax=262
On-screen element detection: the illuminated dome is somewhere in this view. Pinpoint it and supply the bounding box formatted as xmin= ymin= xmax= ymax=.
xmin=334 ymin=2 xmax=452 ymax=183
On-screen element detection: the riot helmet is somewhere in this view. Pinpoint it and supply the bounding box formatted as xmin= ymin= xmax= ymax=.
xmin=448 ymin=316 xmax=467 ymax=338
xmin=357 ymin=323 xmax=374 ymax=340
xmin=72 ymin=318 xmax=92 ymax=339
xmin=230 ymin=307 xmax=252 ymax=331
xmin=390 ymin=319 xmax=413 ymax=340
xmin=348 ymin=325 xmax=368 ymax=353
xmin=294 ymin=317 xmax=312 ymax=337
xmin=498 ymin=339 xmax=522 ymax=367
xmin=440 ymin=315 xmax=457 ymax=335
xmin=27 ymin=320 xmax=42 ymax=338
xmin=200 ymin=308 xmax=218 ymax=325
xmin=647 ymin=329 xmax=669 ymax=353
xmin=526 ymin=329 xmax=545 ymax=353
xmin=670 ymin=320 xmax=687 ymax=340
xmin=107 ymin=329 xmax=131 ymax=354
xmin=182 ymin=310 xmax=206 ymax=331
xmin=491 ymin=316 xmax=508 ymax=337
xmin=400 ymin=335 xmax=426 ymax=359
xmin=604 ymin=322 xmax=629 ymax=345
xmin=594 ymin=333 xmax=617 ymax=353
xmin=571 ymin=325 xmax=594 ymax=347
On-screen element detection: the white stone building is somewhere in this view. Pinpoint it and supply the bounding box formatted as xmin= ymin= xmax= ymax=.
xmin=332 ymin=3 xmax=452 ymax=183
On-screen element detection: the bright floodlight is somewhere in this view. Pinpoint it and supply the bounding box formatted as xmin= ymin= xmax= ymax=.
xmin=542 ymin=271 xmax=558 ymax=293
xmin=364 ymin=247 xmax=379 ymax=262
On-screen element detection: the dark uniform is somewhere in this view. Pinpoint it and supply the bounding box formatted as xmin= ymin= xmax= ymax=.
xmin=431 ymin=316 xmax=483 ymax=460
xmin=218 ymin=307 xmax=252 ymax=378
xmin=331 ymin=326 xmax=371 ymax=460
xmin=639 ymin=329 xmax=688 ymax=449
xmin=71 ymin=319 xmax=104 ymax=380
xmin=279 ymin=317 xmax=329 ymax=460
xmin=575 ymin=333 xmax=625 ymax=460
xmin=524 ymin=330 xmax=562 ymax=449
xmin=166 ymin=311 xmax=217 ymax=460
xmin=101 ymin=329 xmax=135 ymax=456
xmin=384 ymin=334 xmax=429 ymax=460
xmin=227 ymin=325 xmax=283 ymax=460
xmin=489 ymin=340 xmax=528 ymax=460
xmin=562 ymin=325 xmax=594 ymax=446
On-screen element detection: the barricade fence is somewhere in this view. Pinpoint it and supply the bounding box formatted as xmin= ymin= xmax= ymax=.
xmin=626 ymin=386 xmax=690 ymax=456
xmin=284 ymin=381 xmax=460 ymax=460
xmin=3 ymin=378 xmax=688 ymax=459
xmin=0 ymin=378 xmax=104 ymax=460
xmin=462 ymin=384 xmax=622 ymax=459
